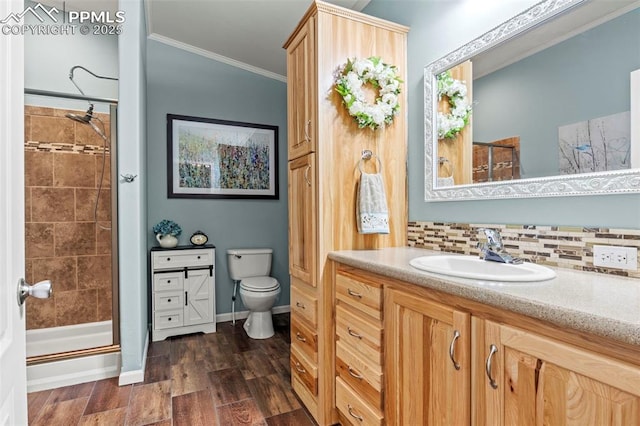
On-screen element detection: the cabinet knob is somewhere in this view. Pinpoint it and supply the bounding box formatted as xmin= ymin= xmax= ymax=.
xmin=167 ymin=280 xmax=171 ymax=283
xmin=168 ymin=317 xmax=172 ymax=321
xmin=167 ymin=299 xmax=172 ymax=303
xmin=197 ymin=255 xmax=201 ymax=259
xmin=167 ymin=257 xmax=171 ymax=261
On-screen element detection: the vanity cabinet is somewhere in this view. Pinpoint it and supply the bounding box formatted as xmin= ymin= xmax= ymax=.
xmin=473 ymin=318 xmax=640 ymax=425
xmin=150 ymin=246 xmax=216 ymax=342
xmin=284 ymin=2 xmax=408 ymax=424
xmin=385 ymin=287 xmax=470 ymax=425
xmin=332 ymin=263 xmax=640 ymax=426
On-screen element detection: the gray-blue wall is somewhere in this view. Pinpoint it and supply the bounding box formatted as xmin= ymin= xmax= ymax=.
xmin=146 ymin=39 xmax=290 ymax=316
xmin=363 ymin=0 xmax=640 ymax=228
xmin=474 ymin=8 xmax=640 ymax=178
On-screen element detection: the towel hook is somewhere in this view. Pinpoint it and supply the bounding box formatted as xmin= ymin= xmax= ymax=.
xmin=438 ymin=156 xmax=454 ymax=179
xmin=359 ymin=150 xmax=382 ymax=173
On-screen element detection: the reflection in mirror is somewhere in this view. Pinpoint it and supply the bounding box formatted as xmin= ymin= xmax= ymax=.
xmin=424 ymin=0 xmax=640 ymax=200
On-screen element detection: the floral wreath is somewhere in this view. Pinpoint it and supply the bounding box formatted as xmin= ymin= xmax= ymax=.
xmin=335 ymin=56 xmax=402 ymax=130
xmin=437 ymin=70 xmax=472 ymax=139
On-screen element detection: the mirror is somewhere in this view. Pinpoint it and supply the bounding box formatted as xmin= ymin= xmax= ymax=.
xmin=424 ymin=0 xmax=640 ymax=201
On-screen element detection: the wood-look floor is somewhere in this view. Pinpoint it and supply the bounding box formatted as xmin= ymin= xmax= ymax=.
xmin=27 ymin=313 xmax=317 ymax=425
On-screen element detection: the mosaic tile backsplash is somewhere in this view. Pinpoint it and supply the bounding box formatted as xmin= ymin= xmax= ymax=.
xmin=408 ymin=221 xmax=640 ymax=279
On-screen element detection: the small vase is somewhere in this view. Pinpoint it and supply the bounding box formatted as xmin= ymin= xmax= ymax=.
xmin=156 ymin=234 xmax=178 ymax=248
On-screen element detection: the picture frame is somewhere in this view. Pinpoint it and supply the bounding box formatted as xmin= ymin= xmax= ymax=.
xmin=167 ymin=114 xmax=279 ymax=199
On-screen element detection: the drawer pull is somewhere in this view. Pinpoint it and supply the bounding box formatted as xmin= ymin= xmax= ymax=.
xmin=294 ymin=362 xmax=306 ymax=374
xmin=167 ymin=299 xmax=172 ymax=303
xmin=449 ymin=330 xmax=461 ymax=370
xmin=295 ymin=301 xmax=306 ymax=309
xmin=347 ymin=366 xmax=363 ymax=380
xmin=347 ymin=288 xmax=362 ymax=298
xmin=347 ymin=404 xmax=363 ymax=422
xmin=166 ymin=258 xmax=171 ymax=261
xmin=295 ymin=333 xmax=307 ymax=343
xmin=168 ymin=317 xmax=172 ymax=321
xmin=486 ymin=344 xmax=498 ymax=389
xmin=167 ymin=280 xmax=171 ymax=283
xmin=347 ymin=327 xmax=362 ymax=339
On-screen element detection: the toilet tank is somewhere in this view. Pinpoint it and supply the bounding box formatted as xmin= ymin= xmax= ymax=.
xmin=226 ymin=248 xmax=273 ymax=280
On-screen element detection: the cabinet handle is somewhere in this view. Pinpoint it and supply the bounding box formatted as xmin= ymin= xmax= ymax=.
xmin=197 ymin=255 xmax=201 ymax=259
xmin=167 ymin=280 xmax=171 ymax=283
xmin=347 ymin=366 xmax=363 ymax=380
xmin=294 ymin=362 xmax=306 ymax=374
xmin=167 ymin=299 xmax=172 ymax=303
xmin=185 ymin=291 xmax=188 ymax=306
xmin=303 ymin=165 xmax=312 ymax=187
xmin=347 ymin=404 xmax=363 ymax=422
xmin=168 ymin=317 xmax=172 ymax=321
xmin=296 ymin=301 xmax=306 ymax=309
xmin=449 ymin=330 xmax=461 ymax=370
xmin=304 ymin=119 xmax=311 ymax=142
xmin=347 ymin=288 xmax=362 ymax=298
xmin=347 ymin=327 xmax=362 ymax=339
xmin=485 ymin=344 xmax=498 ymax=389
xmin=295 ymin=332 xmax=307 ymax=343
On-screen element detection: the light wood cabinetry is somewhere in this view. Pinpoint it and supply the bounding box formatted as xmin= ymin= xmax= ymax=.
xmin=284 ymin=2 xmax=408 ymax=424
xmin=386 ymin=287 xmax=471 ymax=425
xmin=332 ymin=263 xmax=640 ymax=426
xmin=335 ymin=267 xmax=384 ymax=426
xmin=150 ymin=246 xmax=216 ymax=342
xmin=473 ymin=318 xmax=640 ymax=426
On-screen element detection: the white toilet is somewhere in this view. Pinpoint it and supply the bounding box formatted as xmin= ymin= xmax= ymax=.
xmin=226 ymin=248 xmax=281 ymax=339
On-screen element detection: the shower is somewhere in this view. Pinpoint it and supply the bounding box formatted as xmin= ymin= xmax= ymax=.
xmin=64 ymin=65 xmax=118 ymax=229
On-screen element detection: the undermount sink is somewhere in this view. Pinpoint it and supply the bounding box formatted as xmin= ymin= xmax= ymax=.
xmin=409 ymin=255 xmax=556 ymax=282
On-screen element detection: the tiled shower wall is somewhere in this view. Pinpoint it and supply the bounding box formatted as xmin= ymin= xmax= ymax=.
xmin=408 ymin=221 xmax=640 ymax=279
xmin=24 ymin=105 xmax=113 ymax=330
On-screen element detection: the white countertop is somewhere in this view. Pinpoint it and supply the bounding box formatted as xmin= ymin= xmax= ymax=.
xmin=328 ymin=247 xmax=640 ymax=346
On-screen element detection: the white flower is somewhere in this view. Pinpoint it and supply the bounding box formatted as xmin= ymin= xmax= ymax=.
xmin=436 ymin=71 xmax=472 ymax=138
xmin=336 ymin=56 xmax=402 ymax=130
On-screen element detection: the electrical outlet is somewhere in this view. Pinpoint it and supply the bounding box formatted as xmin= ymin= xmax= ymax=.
xmin=593 ymin=245 xmax=638 ymax=270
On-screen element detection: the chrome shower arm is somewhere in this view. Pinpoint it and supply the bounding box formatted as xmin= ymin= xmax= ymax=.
xmin=68 ymin=65 xmax=118 ymax=98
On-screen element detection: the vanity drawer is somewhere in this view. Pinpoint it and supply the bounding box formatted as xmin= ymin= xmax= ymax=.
xmin=290 ymin=344 xmax=318 ymax=396
xmin=153 ymin=271 xmax=183 ymax=292
xmin=336 ymin=272 xmax=382 ymax=320
xmin=154 ymin=310 xmax=183 ymax=329
xmin=291 ymin=286 xmax=317 ymax=327
xmin=336 ymin=341 xmax=383 ymax=409
xmin=291 ymin=315 xmax=318 ymax=362
xmin=153 ymin=291 xmax=183 ymax=311
xmin=336 ymin=304 xmax=382 ymax=365
xmin=152 ymin=250 xmax=213 ymax=269
xmin=336 ymin=377 xmax=383 ymax=426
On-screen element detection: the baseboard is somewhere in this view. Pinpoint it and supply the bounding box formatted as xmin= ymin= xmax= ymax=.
xmin=215 ymin=304 xmax=290 ymax=323
xmin=27 ymin=352 xmax=121 ymax=393
xmin=118 ymin=330 xmax=149 ymax=386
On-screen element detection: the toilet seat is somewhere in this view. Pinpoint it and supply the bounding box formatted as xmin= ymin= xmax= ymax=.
xmin=240 ymin=276 xmax=280 ymax=292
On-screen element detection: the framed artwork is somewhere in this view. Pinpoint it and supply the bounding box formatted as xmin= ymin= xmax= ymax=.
xmin=167 ymin=114 xmax=278 ymax=199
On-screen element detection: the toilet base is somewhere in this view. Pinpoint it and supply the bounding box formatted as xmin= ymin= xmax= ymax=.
xmin=243 ymin=310 xmax=275 ymax=339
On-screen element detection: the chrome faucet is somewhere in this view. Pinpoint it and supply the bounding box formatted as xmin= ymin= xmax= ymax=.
xmin=477 ymin=228 xmax=522 ymax=264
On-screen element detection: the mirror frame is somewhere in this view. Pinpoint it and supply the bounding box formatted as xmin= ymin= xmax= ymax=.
xmin=424 ymin=0 xmax=640 ymax=201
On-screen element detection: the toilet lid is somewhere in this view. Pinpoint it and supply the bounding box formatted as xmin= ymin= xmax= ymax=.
xmin=240 ymin=276 xmax=280 ymax=292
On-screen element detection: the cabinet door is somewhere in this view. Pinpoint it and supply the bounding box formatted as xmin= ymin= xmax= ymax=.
xmin=476 ymin=319 xmax=640 ymax=426
xmin=385 ymin=288 xmax=471 ymax=425
xmin=286 ymin=16 xmax=316 ymax=160
xmin=184 ymin=269 xmax=213 ymax=326
xmin=288 ymin=153 xmax=317 ymax=286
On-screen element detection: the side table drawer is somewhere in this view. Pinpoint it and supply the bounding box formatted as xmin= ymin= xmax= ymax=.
xmin=154 ymin=291 xmax=183 ymax=311
xmin=153 ymin=271 xmax=183 ymax=292
xmin=153 ymin=250 xmax=213 ymax=269
xmin=154 ymin=310 xmax=183 ymax=329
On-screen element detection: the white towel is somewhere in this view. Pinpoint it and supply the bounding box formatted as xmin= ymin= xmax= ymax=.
xmin=357 ymin=172 xmax=390 ymax=234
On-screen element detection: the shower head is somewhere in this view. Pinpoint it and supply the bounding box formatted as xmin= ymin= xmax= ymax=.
xmin=65 ymin=104 xmax=94 ymax=124
xmin=65 ymin=104 xmax=107 ymax=141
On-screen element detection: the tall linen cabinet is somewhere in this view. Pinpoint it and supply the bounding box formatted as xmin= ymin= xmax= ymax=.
xmin=284 ymin=2 xmax=408 ymax=424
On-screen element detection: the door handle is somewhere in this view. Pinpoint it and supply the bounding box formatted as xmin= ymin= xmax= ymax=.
xmin=17 ymin=278 xmax=52 ymax=307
